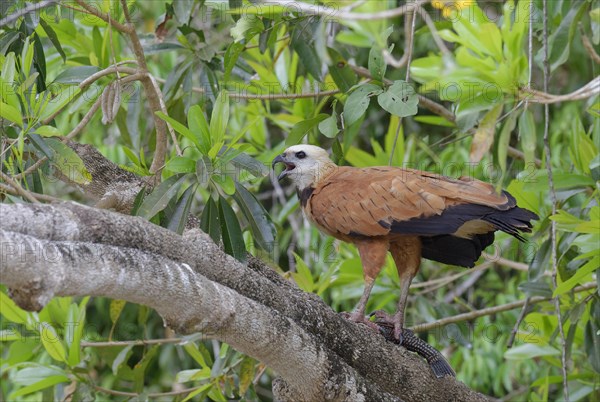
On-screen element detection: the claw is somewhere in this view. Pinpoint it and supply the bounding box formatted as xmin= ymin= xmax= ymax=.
xmin=340 ymin=311 xmax=380 ymax=331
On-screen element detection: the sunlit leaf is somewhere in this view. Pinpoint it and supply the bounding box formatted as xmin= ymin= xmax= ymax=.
xmin=45 ymin=138 xmax=92 ymax=185
xmin=286 ymin=114 xmax=328 ymax=145
xmin=343 ymin=83 xmax=382 ymax=125
xmin=40 ymin=322 xmax=67 ymax=363
xmin=377 ymin=80 xmax=418 ymax=118
xmin=470 ymin=103 xmax=502 ymax=163
xmin=137 ymin=173 xmax=189 ymax=219
xmin=210 ymin=91 xmax=230 ymax=145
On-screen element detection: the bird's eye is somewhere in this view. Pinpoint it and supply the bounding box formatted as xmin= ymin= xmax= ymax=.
xmin=295 ymin=151 xmax=306 ymax=159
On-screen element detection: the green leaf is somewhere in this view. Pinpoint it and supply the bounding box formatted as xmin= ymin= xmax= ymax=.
xmin=39 ymin=19 xmax=66 ymax=62
xmin=377 ymin=80 xmax=418 ymax=118
xmin=1 ymin=52 xmax=17 ymax=85
xmin=291 ymin=253 xmax=315 ymax=292
xmin=40 ymin=86 xmax=81 ymax=121
xmin=318 ymin=109 xmax=339 ymax=138
xmin=224 ymin=42 xmax=245 ymax=82
xmin=529 ymin=239 xmax=551 ymax=281
xmin=0 ymin=75 xmax=20 ymax=110
xmin=67 ymin=297 xmax=89 ymax=367
xmin=230 ymin=152 xmax=268 ymax=177
xmin=44 ymin=138 xmax=92 ymax=185
xmin=40 ymin=322 xmax=67 ymax=363
xmin=136 ymin=173 xmax=189 ymax=219
xmin=21 ymin=36 xmax=34 ymax=78
xmin=34 ymin=125 xmax=61 ymax=137
xmin=540 ymin=1 xmax=588 ymax=72
xmin=368 ymin=46 xmax=386 ymax=82
xmin=232 ymin=181 xmax=276 ymax=252
xmin=518 ymin=280 xmax=552 ymax=298
xmin=166 ymin=156 xmax=196 ymax=173
xmin=343 ymin=83 xmax=382 ymax=125
xmin=187 ymin=105 xmax=211 ymax=155
xmin=553 ymin=255 xmax=600 ymax=296
xmin=504 ymin=343 xmax=560 ymax=360
xmin=53 ymin=66 xmax=101 ymax=85
xmin=143 ymin=42 xmax=186 ymax=55
xmin=212 ymin=174 xmax=235 ymax=195
xmin=28 ymin=133 xmax=54 ymax=159
xmin=470 ymin=103 xmax=503 ymax=163
xmin=176 ymin=368 xmax=211 ymax=383
xmin=109 ymin=299 xmax=126 ymax=324
xmin=9 ymin=375 xmax=69 ymax=398
xmin=584 ymin=300 xmax=600 ymax=373
xmin=218 ymin=197 xmax=246 ymax=261
xmin=0 ymin=292 xmax=29 ymax=324
xmin=497 ymin=112 xmax=517 ymax=175
xmin=183 ymin=342 xmax=208 ymax=368
xmin=182 ymin=383 xmax=212 ymax=402
xmin=0 ymin=101 xmax=23 ymax=127
xmin=210 ymin=91 xmax=230 ymax=146
xmin=518 ymin=110 xmax=536 ymax=168
xmin=230 ymin=13 xmax=264 ymax=42
xmin=238 ymin=356 xmax=255 ymax=395
xmin=156 ymin=111 xmax=203 ymax=152
xmin=112 ymin=344 xmax=134 ymax=375
xmin=166 ymin=184 xmax=196 ymax=234
xmin=286 ymin=114 xmax=329 ymax=146
xmin=200 ymin=197 xmax=221 ymax=244
xmin=291 ymin=27 xmax=322 ymax=81
xmin=327 ymin=48 xmax=357 ymax=92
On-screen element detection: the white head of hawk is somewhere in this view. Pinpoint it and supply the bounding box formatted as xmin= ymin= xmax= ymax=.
xmin=272 ymin=145 xmax=337 ymax=190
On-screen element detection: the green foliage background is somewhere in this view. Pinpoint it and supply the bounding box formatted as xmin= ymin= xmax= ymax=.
xmin=1 ymin=0 xmax=598 ymax=400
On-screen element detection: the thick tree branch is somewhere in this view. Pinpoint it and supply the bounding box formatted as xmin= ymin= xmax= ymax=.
xmin=0 ymin=202 xmax=486 ymax=402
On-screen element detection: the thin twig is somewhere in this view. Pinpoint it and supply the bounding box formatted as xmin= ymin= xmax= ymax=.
xmin=580 ymin=26 xmax=600 ymax=64
xmin=507 ymin=146 xmax=542 ymax=167
xmin=66 ymin=95 xmax=104 ymax=139
xmin=414 ymin=6 xmax=451 ymax=56
xmin=382 ymin=12 xmax=412 ymax=69
xmin=39 ymin=65 xmax=138 ymax=126
xmin=81 ymin=337 xmax=187 ymax=348
xmin=12 ymin=158 xmax=47 ymax=181
xmin=443 ymin=269 xmax=486 ymax=303
xmin=542 ymin=0 xmax=569 ymax=399
xmin=414 ymin=262 xmax=493 ymax=294
xmin=154 ymin=76 xmax=342 ymax=99
xmin=519 ymin=77 xmax=600 ymax=104
xmin=389 ymin=7 xmax=417 ymax=165
xmin=482 ymin=253 xmax=529 ymax=272
xmin=0 ymin=172 xmax=40 ymax=203
xmin=261 ymin=0 xmax=429 ymax=21
xmin=410 ymin=283 xmax=596 ymax=333
xmin=507 ymin=297 xmax=531 ymax=348
xmin=92 ymin=384 xmax=205 ymax=398
xmin=73 ymin=0 xmax=131 ymax=33
xmin=0 ymin=0 xmax=57 ymax=27
xmin=0 ymin=183 xmax=61 ymax=202
xmin=146 ymin=72 xmax=182 ymax=155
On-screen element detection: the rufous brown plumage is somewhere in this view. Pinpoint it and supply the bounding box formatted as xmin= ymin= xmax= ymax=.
xmin=273 ymin=145 xmax=538 ymax=340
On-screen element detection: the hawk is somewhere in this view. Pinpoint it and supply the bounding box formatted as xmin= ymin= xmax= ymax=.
xmin=273 ymin=145 xmax=537 ymax=340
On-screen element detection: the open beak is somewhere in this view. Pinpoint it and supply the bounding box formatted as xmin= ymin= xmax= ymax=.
xmin=272 ymin=154 xmax=295 ymax=181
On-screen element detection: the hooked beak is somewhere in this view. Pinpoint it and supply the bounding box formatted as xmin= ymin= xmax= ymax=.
xmin=272 ymin=154 xmax=295 ymax=181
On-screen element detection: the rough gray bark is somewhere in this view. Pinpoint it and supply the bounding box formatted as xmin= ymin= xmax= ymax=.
xmin=0 ymin=202 xmax=488 ymax=402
